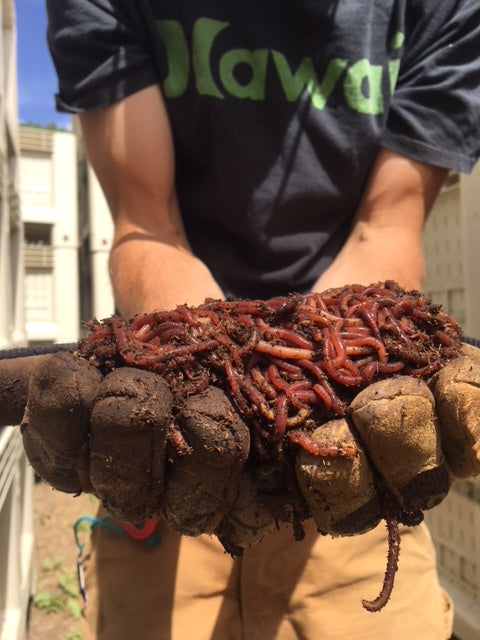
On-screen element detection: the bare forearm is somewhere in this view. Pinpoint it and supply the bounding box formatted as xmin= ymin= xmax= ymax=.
xmin=78 ymin=88 xmax=224 ymax=318
xmin=108 ymin=194 xmax=223 ymax=317
xmin=313 ymin=149 xmax=447 ymax=293
xmin=110 ymin=238 xmax=223 ymax=318
xmin=313 ymin=222 xmax=425 ymax=293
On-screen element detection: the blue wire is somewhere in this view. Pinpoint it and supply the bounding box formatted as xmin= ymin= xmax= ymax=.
xmin=73 ymin=515 xmax=126 ymax=554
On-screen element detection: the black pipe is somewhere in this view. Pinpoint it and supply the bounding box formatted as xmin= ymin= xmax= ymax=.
xmin=462 ymin=336 xmax=480 ymax=348
xmin=0 ymin=343 xmax=78 ymax=360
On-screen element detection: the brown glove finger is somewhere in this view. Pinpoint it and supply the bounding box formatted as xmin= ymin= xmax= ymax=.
xmin=214 ymin=467 xmax=277 ymax=557
xmin=0 ymin=354 xmax=52 ymax=427
xmin=349 ymin=376 xmax=451 ymax=512
xmin=89 ymin=367 xmax=173 ymax=523
xmin=295 ymin=418 xmax=381 ymax=536
xmin=161 ymin=386 xmax=250 ymax=537
xmin=20 ymin=352 xmax=103 ymax=494
xmin=429 ymin=352 xmax=480 ymax=478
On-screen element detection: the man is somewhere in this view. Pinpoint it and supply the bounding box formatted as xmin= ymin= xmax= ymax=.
xmin=45 ymin=1 xmax=480 ymax=638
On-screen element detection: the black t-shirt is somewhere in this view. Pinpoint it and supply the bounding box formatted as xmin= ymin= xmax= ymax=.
xmin=46 ymin=0 xmax=480 ymax=298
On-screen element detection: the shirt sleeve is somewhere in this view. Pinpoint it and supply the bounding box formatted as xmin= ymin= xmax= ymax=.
xmin=46 ymin=0 xmax=160 ymax=112
xmin=382 ymin=0 xmax=480 ymax=173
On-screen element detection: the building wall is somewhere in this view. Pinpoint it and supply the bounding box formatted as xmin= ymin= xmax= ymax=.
xmin=19 ymin=126 xmax=80 ymax=344
xmin=423 ymin=163 xmax=480 ymax=338
xmin=423 ymin=162 xmax=480 ymax=640
xmin=0 ymin=0 xmax=24 ymax=349
xmin=0 ymin=3 xmax=35 ymax=640
xmin=87 ymin=164 xmax=115 ymax=321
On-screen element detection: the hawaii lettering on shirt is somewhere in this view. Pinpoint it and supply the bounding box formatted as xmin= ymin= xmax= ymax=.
xmin=156 ymin=17 xmax=404 ymax=115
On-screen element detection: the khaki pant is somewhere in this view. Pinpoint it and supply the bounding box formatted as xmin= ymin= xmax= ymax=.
xmin=80 ymin=512 xmax=452 ymax=640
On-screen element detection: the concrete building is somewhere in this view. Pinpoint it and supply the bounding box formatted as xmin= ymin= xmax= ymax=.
xmin=3 ymin=120 xmax=114 ymax=639
xmin=423 ymin=163 xmax=480 ymax=339
xmin=18 ymin=122 xmax=115 ymax=345
xmin=1 ymin=26 xmax=113 ymax=640
xmin=422 ymin=165 xmax=480 ymax=640
xmin=19 ymin=126 xmax=81 ymax=345
xmin=0 ymin=2 xmax=35 ymax=640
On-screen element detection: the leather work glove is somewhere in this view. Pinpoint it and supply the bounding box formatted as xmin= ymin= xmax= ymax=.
xmin=296 ymin=343 xmax=480 ymax=537
xmin=1 ymin=344 xmax=479 ymax=553
xmin=14 ymin=352 xmax=251 ymax=534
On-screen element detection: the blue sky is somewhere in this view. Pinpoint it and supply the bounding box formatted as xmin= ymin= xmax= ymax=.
xmin=15 ymin=0 xmax=71 ymax=128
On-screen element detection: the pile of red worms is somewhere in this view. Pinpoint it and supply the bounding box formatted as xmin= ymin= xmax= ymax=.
xmin=77 ymin=280 xmax=463 ymax=612
xmin=78 ymin=280 xmax=462 ymax=460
